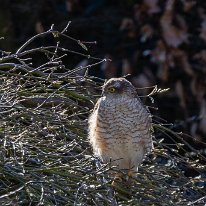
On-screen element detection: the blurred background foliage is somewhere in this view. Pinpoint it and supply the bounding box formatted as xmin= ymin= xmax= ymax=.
xmin=0 ymin=0 xmax=206 ymax=205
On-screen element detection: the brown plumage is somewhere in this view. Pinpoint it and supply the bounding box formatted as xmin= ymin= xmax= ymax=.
xmin=88 ymin=78 xmax=153 ymax=177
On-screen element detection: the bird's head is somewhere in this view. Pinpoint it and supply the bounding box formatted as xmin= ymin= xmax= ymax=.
xmin=102 ymin=78 xmax=137 ymax=98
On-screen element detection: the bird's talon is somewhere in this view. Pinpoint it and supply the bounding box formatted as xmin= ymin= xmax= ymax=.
xmin=112 ymin=173 xmax=123 ymax=186
xmin=114 ymin=176 xmax=122 ymax=182
xmin=127 ymin=170 xmax=133 ymax=177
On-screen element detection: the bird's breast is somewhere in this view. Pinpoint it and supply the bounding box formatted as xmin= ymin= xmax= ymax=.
xmin=97 ymin=98 xmax=149 ymax=140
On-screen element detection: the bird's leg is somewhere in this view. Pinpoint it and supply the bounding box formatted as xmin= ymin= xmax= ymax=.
xmin=125 ymin=169 xmax=136 ymax=186
xmin=126 ymin=162 xmax=135 ymax=180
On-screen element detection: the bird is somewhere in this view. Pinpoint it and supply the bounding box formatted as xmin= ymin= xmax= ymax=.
xmin=88 ymin=77 xmax=153 ymax=182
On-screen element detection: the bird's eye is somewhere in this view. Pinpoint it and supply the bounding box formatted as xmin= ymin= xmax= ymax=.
xmin=108 ymin=87 xmax=116 ymax=93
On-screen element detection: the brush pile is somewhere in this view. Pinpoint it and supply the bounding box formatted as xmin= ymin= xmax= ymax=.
xmin=0 ymin=26 xmax=205 ymax=205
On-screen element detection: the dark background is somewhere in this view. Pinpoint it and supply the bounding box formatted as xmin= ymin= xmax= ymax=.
xmin=0 ymin=0 xmax=205 ymax=151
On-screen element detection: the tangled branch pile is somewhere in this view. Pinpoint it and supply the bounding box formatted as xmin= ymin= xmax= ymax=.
xmin=0 ymin=25 xmax=205 ymax=205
